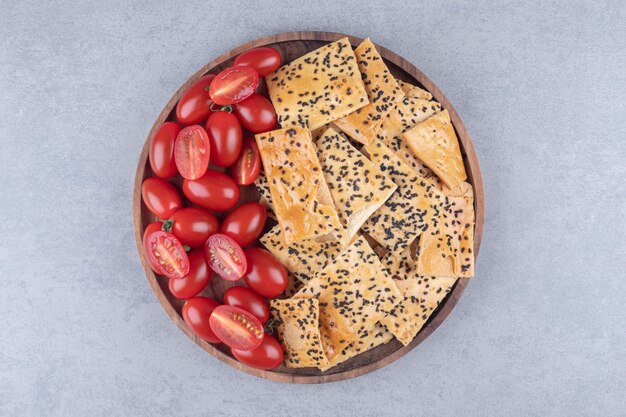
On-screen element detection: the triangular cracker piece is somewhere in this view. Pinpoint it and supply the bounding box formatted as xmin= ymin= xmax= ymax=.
xmin=317 ymin=127 xmax=397 ymax=240
xmin=397 ymin=79 xmax=433 ymax=100
xmin=334 ymin=38 xmax=404 ymax=145
xmin=402 ymin=110 xmax=467 ymax=189
xmin=267 ymin=38 xmax=368 ymax=131
xmin=269 ymin=298 xmax=329 ymax=368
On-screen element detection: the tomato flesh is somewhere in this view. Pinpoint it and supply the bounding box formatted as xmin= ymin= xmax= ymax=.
xmin=232 ymin=334 xmax=284 ymax=369
xmin=182 ymin=297 xmax=221 ymax=343
xmin=210 ymin=66 xmax=259 ymax=106
xmin=220 ymin=202 xmax=266 ymax=247
xmin=169 ymin=207 xmax=219 ymax=248
xmin=176 ymin=74 xmax=216 ymax=125
xmin=145 ymin=231 xmax=189 ymax=279
xmin=233 ymin=47 xmax=282 ymax=77
xmin=143 ymin=222 xmax=164 ymax=273
xmin=209 ymin=305 xmax=264 ymax=351
xmin=182 ymin=170 xmax=240 ymax=212
xmin=204 ymin=111 xmax=242 ymax=168
xmin=204 ymin=234 xmax=247 ymax=281
xmin=223 ymin=286 xmax=270 ymax=324
xmin=174 ymin=125 xmax=210 ymax=180
xmin=169 ymin=249 xmax=212 ymax=299
xmin=141 ymin=177 xmax=182 ymax=219
xmin=233 ymin=93 xmax=277 ymax=133
xmin=232 ymin=137 xmax=262 ymax=185
xmin=149 ymin=122 xmax=180 ymax=178
xmin=244 ymin=248 xmax=288 ymax=298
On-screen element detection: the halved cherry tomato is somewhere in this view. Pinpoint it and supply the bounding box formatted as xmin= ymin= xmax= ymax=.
xmin=220 ymin=202 xmax=266 ymax=247
xmin=174 ymin=125 xmax=210 ymax=180
xmin=176 ymin=74 xmax=216 ymax=125
xmin=204 ymin=234 xmax=247 ymax=282
xmin=243 ymin=248 xmax=288 ymax=298
xmin=232 ymin=334 xmax=283 ymax=369
xmin=232 ymin=137 xmax=262 ymax=185
xmin=223 ymin=286 xmax=270 ymax=323
xmin=204 ymin=111 xmax=242 ymax=167
xmin=209 ymin=305 xmax=264 ymax=351
xmin=145 ymin=231 xmax=189 ymax=279
xmin=169 ymin=249 xmax=212 ymax=299
xmin=149 ymin=122 xmax=180 ymax=178
xmin=233 ymin=47 xmax=282 ymax=77
xmin=182 ymin=296 xmax=221 ymax=343
xmin=141 ymin=177 xmax=182 ymax=218
xmin=209 ymin=66 xmax=259 ymax=106
xmin=169 ymin=207 xmax=219 ymax=248
xmin=182 ymin=170 xmax=240 ymax=212
xmin=233 ymin=93 xmax=277 ymax=133
xmin=143 ymin=221 xmax=164 ymax=273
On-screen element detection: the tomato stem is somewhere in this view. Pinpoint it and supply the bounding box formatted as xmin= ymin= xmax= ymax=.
xmin=183 ymin=245 xmax=191 ymax=252
xmin=162 ymin=219 xmax=173 ymax=232
xmin=210 ymin=103 xmax=233 ymax=113
xmin=204 ymin=85 xmax=211 ymax=92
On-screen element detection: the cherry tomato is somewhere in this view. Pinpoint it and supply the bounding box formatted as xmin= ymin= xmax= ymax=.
xmin=149 ymin=122 xmax=180 ymax=178
xmin=174 ymin=125 xmax=210 ymax=180
xmin=243 ymin=248 xmax=288 ymax=298
xmin=209 ymin=305 xmax=264 ymax=351
xmin=204 ymin=111 xmax=242 ymax=167
xmin=182 ymin=296 xmax=221 ymax=343
xmin=169 ymin=249 xmax=212 ymax=299
xmin=143 ymin=221 xmax=164 ymax=273
xmin=232 ymin=137 xmax=262 ymax=185
xmin=209 ymin=66 xmax=259 ymax=106
xmin=223 ymin=286 xmax=270 ymax=324
xmin=232 ymin=93 xmax=277 ymax=133
xmin=168 ymin=207 xmax=219 ymax=248
xmin=232 ymin=334 xmax=283 ymax=369
xmin=204 ymin=234 xmax=247 ymax=282
xmin=182 ymin=170 xmax=240 ymax=212
xmin=176 ymin=74 xmax=216 ymax=125
xmin=145 ymin=231 xmax=189 ymax=279
xmin=233 ymin=47 xmax=282 ymax=77
xmin=220 ymin=202 xmax=266 ymax=247
xmin=141 ymin=177 xmax=182 ymax=219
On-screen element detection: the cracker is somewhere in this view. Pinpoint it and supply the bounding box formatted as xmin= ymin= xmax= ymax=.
xmin=397 ymin=79 xmax=433 ymax=100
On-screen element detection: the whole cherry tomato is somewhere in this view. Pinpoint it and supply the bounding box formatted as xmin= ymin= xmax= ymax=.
xmin=167 ymin=207 xmax=219 ymax=248
xmin=223 ymin=286 xmax=270 ymax=323
xmin=182 ymin=296 xmax=221 ymax=343
xmin=220 ymin=202 xmax=266 ymax=247
xmin=182 ymin=170 xmax=240 ymax=212
xmin=209 ymin=305 xmax=264 ymax=351
xmin=144 ymin=231 xmax=189 ymax=279
xmin=233 ymin=47 xmax=282 ymax=77
xmin=243 ymin=248 xmax=288 ymax=298
xmin=204 ymin=111 xmax=242 ymax=167
xmin=176 ymin=74 xmax=216 ymax=125
xmin=232 ymin=137 xmax=262 ymax=185
xmin=209 ymin=66 xmax=259 ymax=106
xmin=204 ymin=234 xmax=247 ymax=282
xmin=174 ymin=125 xmax=210 ymax=180
xmin=169 ymin=249 xmax=212 ymax=299
xmin=142 ymin=221 xmax=164 ymax=273
xmin=141 ymin=177 xmax=182 ymax=219
xmin=233 ymin=93 xmax=277 ymax=133
xmin=149 ymin=122 xmax=180 ymax=178
xmin=232 ymin=334 xmax=283 ymax=370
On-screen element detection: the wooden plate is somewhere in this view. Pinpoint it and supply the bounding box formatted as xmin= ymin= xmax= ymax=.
xmin=133 ymin=31 xmax=484 ymax=383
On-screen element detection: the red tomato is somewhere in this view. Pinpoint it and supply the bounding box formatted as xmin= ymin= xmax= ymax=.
xmin=145 ymin=231 xmax=190 ymax=279
xmin=233 ymin=47 xmax=282 ymax=77
xmin=232 ymin=334 xmax=283 ymax=369
xmin=176 ymin=74 xmax=216 ymax=125
xmin=169 ymin=249 xmax=212 ymax=299
xmin=182 ymin=170 xmax=240 ymax=212
xmin=232 ymin=137 xmax=262 ymax=185
xmin=223 ymin=286 xmax=270 ymax=323
xmin=182 ymin=297 xmax=221 ymax=343
xmin=243 ymin=248 xmax=288 ymax=298
xmin=232 ymin=93 xmax=277 ymax=133
xmin=143 ymin=221 xmax=164 ymax=273
xmin=220 ymin=202 xmax=266 ymax=247
xmin=204 ymin=112 xmax=242 ymax=167
xmin=174 ymin=125 xmax=210 ymax=180
xmin=204 ymin=234 xmax=247 ymax=282
xmin=169 ymin=207 xmax=219 ymax=248
xmin=209 ymin=305 xmax=264 ymax=351
xmin=209 ymin=66 xmax=259 ymax=106
xmin=141 ymin=177 xmax=182 ymax=218
xmin=149 ymin=122 xmax=180 ymax=178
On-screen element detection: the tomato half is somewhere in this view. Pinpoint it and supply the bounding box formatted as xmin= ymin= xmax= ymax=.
xmin=232 ymin=137 xmax=262 ymax=185
xmin=223 ymin=286 xmax=270 ymax=324
xmin=145 ymin=231 xmax=190 ymax=279
xmin=233 ymin=47 xmax=282 ymax=77
xmin=233 ymin=93 xmax=277 ymax=133
xmin=141 ymin=177 xmax=182 ymax=219
xmin=169 ymin=249 xmax=212 ymax=299
xmin=220 ymin=202 xmax=266 ymax=247
xmin=232 ymin=334 xmax=284 ymax=369
xmin=182 ymin=297 xmax=221 ymax=343
xmin=182 ymin=170 xmax=240 ymax=212
xmin=204 ymin=111 xmax=242 ymax=167
xmin=174 ymin=125 xmax=210 ymax=180
xmin=169 ymin=207 xmax=219 ymax=248
xmin=149 ymin=122 xmax=180 ymax=178
xmin=143 ymin=221 xmax=164 ymax=273
xmin=243 ymin=248 xmax=288 ymax=298
xmin=204 ymin=234 xmax=247 ymax=282
xmin=176 ymin=74 xmax=216 ymax=125
xmin=209 ymin=66 xmax=259 ymax=106
xmin=209 ymin=305 xmax=264 ymax=351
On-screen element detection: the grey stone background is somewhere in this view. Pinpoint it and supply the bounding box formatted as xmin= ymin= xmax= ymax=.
xmin=1 ymin=0 xmax=625 ymax=416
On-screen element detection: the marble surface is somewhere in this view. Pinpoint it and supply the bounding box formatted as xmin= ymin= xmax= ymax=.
xmin=1 ymin=1 xmax=625 ymax=416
